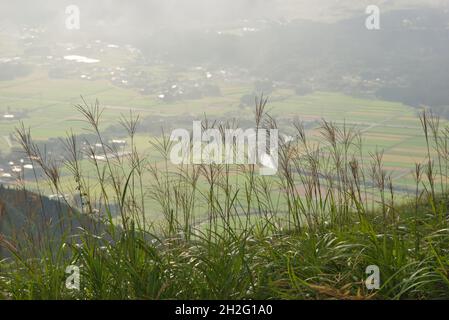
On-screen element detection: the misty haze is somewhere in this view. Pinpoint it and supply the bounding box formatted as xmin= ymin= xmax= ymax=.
xmin=1 ymin=0 xmax=449 ymax=303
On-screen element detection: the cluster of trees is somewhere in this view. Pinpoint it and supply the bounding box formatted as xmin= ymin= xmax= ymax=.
xmin=139 ymin=8 xmax=449 ymax=116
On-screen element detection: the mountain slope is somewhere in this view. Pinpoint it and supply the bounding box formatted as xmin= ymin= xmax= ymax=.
xmin=0 ymin=186 xmax=109 ymax=258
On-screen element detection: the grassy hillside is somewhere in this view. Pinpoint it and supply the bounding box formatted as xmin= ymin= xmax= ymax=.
xmin=0 ymin=186 xmax=112 ymax=260
xmin=0 ymin=99 xmax=448 ymax=300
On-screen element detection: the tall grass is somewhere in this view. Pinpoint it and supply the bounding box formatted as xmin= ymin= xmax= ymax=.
xmin=0 ymin=98 xmax=448 ymax=300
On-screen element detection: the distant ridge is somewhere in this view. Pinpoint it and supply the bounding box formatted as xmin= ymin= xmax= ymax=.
xmin=0 ymin=186 xmax=110 ymax=258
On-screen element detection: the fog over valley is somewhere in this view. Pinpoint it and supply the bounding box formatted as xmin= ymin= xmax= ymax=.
xmin=2 ymin=0 xmax=449 ymax=302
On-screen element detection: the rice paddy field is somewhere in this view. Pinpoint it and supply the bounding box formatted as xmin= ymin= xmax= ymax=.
xmin=0 ymin=66 xmax=436 ymax=227
xmin=0 ymin=70 xmax=431 ymax=183
xmin=0 ymin=28 xmax=436 ymax=224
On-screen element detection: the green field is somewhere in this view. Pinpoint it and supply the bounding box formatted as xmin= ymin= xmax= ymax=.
xmin=0 ymin=32 xmax=436 ymax=224
xmin=1 ymin=69 xmax=432 ymax=190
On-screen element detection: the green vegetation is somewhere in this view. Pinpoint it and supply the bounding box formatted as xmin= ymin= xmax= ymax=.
xmin=1 ymin=100 xmax=449 ymax=300
xmin=0 ymin=65 xmax=437 ymax=190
